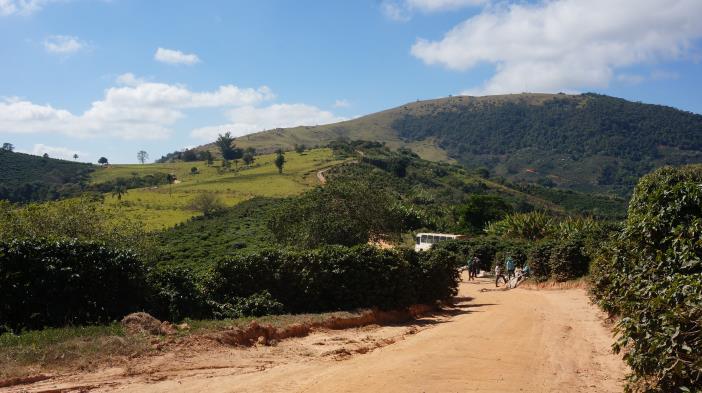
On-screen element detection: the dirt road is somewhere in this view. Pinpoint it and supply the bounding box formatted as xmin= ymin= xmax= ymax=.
xmin=16 ymin=277 xmax=626 ymax=392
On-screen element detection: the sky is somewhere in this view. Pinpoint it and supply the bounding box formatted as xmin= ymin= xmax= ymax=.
xmin=1 ymin=0 xmax=701 ymax=164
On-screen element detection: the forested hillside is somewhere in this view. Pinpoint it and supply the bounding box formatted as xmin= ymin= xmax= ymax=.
xmin=0 ymin=150 xmax=94 ymax=202
xmin=216 ymin=93 xmax=702 ymax=196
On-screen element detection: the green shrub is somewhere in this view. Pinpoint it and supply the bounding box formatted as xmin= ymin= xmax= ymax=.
xmin=211 ymin=291 xmax=285 ymax=319
xmin=205 ymin=245 xmax=459 ymax=314
xmin=548 ymin=238 xmax=589 ymax=282
xmin=527 ymin=240 xmax=554 ymax=282
xmin=590 ymin=165 xmax=702 ymax=392
xmin=0 ymin=239 xmax=147 ymax=332
xmin=146 ymin=266 xmax=208 ymax=322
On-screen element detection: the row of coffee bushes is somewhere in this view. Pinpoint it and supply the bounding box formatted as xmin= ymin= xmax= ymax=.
xmin=589 ymin=165 xmax=702 ymax=392
xmin=0 ymin=241 xmax=460 ymax=333
xmin=435 ymin=235 xmax=591 ymax=282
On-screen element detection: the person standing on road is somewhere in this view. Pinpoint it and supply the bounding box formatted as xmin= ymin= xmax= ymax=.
xmin=495 ymin=264 xmax=506 ymax=287
xmin=472 ymin=256 xmax=480 ymax=279
xmin=505 ymin=256 xmax=516 ymax=280
xmin=466 ymin=257 xmax=475 ymax=281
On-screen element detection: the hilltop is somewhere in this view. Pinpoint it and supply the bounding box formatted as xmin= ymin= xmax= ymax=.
xmin=198 ymin=93 xmax=702 ymax=196
xmin=0 ymin=149 xmax=94 ymax=202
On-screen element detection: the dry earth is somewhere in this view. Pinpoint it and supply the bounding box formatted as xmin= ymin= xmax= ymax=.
xmin=5 ymin=275 xmax=627 ymax=393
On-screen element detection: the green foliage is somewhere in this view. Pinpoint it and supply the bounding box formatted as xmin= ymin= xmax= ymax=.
xmin=548 ymin=238 xmax=589 ymax=282
xmin=274 ymin=150 xmax=285 ymax=173
xmin=0 ymin=197 xmax=152 ymax=258
xmin=215 ymin=132 xmax=243 ymax=161
xmin=527 ymin=240 xmax=554 ymax=282
xmin=205 ymin=245 xmax=460 ymax=314
xmin=146 ymin=266 xmax=208 ymax=322
xmin=484 ymin=211 xmax=554 ymax=240
xmin=390 ymin=94 xmax=702 ymax=195
xmin=0 ymin=149 xmax=94 ymax=203
xmin=0 ymin=238 xmax=147 ymax=332
xmin=188 ymin=192 xmax=225 ymax=217
xmin=157 ymin=198 xmax=279 ymax=271
xmin=455 ymin=195 xmax=512 ymax=233
xmin=589 ymin=165 xmax=702 ymax=392
xmin=268 ymin=180 xmax=407 ymax=248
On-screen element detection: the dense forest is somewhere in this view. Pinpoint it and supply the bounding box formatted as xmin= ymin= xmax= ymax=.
xmin=0 ymin=150 xmax=95 ymax=203
xmin=390 ymin=94 xmax=702 ymax=195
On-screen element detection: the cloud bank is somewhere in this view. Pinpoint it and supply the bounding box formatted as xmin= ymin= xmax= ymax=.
xmin=411 ymin=0 xmax=702 ymax=94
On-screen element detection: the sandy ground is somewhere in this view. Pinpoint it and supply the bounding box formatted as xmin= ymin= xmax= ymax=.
xmin=8 ymin=275 xmax=627 ymax=393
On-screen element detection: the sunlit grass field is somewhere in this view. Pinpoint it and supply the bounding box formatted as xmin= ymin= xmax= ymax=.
xmin=91 ymin=148 xmax=344 ymax=230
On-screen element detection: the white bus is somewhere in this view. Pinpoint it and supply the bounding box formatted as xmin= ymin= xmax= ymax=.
xmin=414 ymin=233 xmax=466 ymax=252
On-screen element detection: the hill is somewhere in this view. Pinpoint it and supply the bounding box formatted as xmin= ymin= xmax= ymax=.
xmin=0 ymin=150 xmax=94 ymax=202
xmin=204 ymin=93 xmax=702 ymax=196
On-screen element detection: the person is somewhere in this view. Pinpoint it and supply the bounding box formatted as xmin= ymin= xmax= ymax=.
xmin=522 ymin=263 xmax=531 ymax=278
xmin=505 ymin=256 xmax=516 ymax=280
xmin=495 ymin=264 xmax=506 ymax=287
xmin=472 ymin=256 xmax=480 ymax=279
xmin=466 ymin=257 xmax=474 ymax=281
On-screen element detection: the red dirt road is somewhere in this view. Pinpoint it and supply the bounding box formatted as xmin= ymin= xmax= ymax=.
xmin=15 ymin=277 xmax=627 ymax=392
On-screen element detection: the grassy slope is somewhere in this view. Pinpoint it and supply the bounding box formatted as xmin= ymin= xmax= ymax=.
xmin=90 ymin=148 xmax=344 ymax=230
xmin=194 ymin=93 xmax=702 ymax=196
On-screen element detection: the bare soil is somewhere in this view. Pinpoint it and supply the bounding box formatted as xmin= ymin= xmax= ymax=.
xmin=4 ymin=275 xmax=626 ymax=392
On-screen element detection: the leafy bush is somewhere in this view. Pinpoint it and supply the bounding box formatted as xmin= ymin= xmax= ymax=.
xmin=205 ymin=245 xmax=460 ymax=314
xmin=548 ymin=238 xmax=589 ymax=282
xmin=146 ymin=266 xmax=208 ymax=322
xmin=527 ymin=240 xmax=554 ymax=282
xmin=0 ymin=239 xmax=147 ymax=332
xmin=590 ymin=165 xmax=702 ymax=391
xmin=484 ymin=211 xmax=554 ymax=240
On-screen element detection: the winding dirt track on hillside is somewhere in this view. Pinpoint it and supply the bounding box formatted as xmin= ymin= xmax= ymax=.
xmin=13 ymin=276 xmax=626 ymax=393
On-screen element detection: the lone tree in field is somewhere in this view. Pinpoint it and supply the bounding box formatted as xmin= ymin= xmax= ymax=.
xmin=243 ymin=151 xmax=254 ymax=166
xmin=189 ymin=192 xmax=225 ymax=217
xmin=73 ymin=153 xmax=79 ymax=161
xmin=98 ymin=157 xmax=109 ymax=166
xmin=294 ymin=144 xmax=306 ymax=154
xmin=202 ymin=150 xmax=213 ymax=166
xmin=111 ymin=184 xmax=128 ymax=200
xmin=137 ymin=150 xmax=149 ymax=164
xmin=274 ymin=149 xmax=286 ymax=174
xmin=1 ymin=143 xmax=13 ymax=152
xmin=215 ymin=132 xmax=243 ymax=166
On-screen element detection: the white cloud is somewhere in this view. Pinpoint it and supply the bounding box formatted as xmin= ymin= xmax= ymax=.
xmin=406 ymin=0 xmax=487 ymax=12
xmin=333 ymin=99 xmax=350 ymax=108
xmin=154 ymin=47 xmax=201 ymax=65
xmin=115 ymin=72 xmax=145 ymax=86
xmin=191 ymin=104 xmax=346 ymax=141
xmin=43 ymin=35 xmax=86 ymax=54
xmin=20 ymin=144 xmax=84 ymax=160
xmin=0 ymin=75 xmax=274 ymax=140
xmin=411 ymin=0 xmax=702 ymax=95
xmin=0 ymin=0 xmax=54 ymax=16
xmin=381 ymin=0 xmax=485 ymax=21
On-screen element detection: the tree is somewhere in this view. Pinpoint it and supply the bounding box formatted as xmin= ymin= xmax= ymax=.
xmin=455 ymin=195 xmax=513 ymax=233
xmin=98 ymin=157 xmax=109 ymax=166
xmin=274 ymin=150 xmax=286 ymax=174
xmin=191 ymin=166 xmax=199 ymax=174
xmin=242 ymin=152 xmax=255 ymax=166
xmin=268 ymin=180 xmax=405 ymax=248
xmin=294 ymin=144 xmax=306 ymax=154
xmin=181 ymin=149 xmax=198 ymax=162
xmin=215 ymin=132 xmax=243 ymax=163
xmin=201 ymin=150 xmax=214 ymax=166
xmin=111 ymin=184 xmax=128 ymax=201
xmin=188 ymin=192 xmax=225 ymax=217
xmin=42 ymin=153 xmax=49 ymax=158
xmin=137 ymin=150 xmax=149 ymax=164
xmin=1 ymin=143 xmax=13 ymax=152
xmin=166 ymin=173 xmax=176 ymax=196
xmin=73 ymin=153 xmax=79 ymax=161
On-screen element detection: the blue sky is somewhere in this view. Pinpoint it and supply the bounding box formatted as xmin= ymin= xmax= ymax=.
xmin=1 ymin=0 xmax=701 ymax=163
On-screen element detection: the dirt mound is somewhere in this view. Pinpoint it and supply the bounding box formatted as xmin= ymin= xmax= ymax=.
xmin=121 ymin=312 xmax=164 ymax=335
